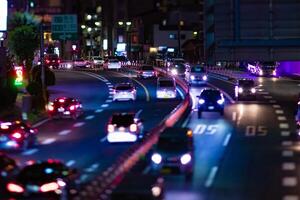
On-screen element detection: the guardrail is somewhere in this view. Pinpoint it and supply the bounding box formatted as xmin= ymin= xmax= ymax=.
xmin=73 ymin=66 xmax=191 ymax=200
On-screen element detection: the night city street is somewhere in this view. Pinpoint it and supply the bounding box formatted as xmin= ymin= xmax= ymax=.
xmin=1 ymin=0 xmax=300 ymax=200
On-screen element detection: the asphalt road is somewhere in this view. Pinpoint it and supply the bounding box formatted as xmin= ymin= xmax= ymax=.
xmin=6 ymin=69 xmax=182 ymax=185
xmin=153 ymin=74 xmax=300 ymax=200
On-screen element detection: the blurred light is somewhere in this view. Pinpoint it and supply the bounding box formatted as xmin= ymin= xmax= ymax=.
xmin=86 ymin=15 xmax=92 ymax=20
xmin=81 ymin=25 xmax=86 ymax=29
xmin=162 ymin=19 xmax=167 ymax=26
xmin=0 ymin=0 xmax=8 ymax=31
xmin=7 ymin=183 xmax=24 ymax=193
xmin=238 ymin=87 xmax=243 ymax=93
xmin=103 ymin=39 xmax=108 ymax=50
xmin=179 ymin=20 xmax=184 ymax=26
xmin=45 ymin=168 xmax=53 ymax=174
xmin=190 ymin=75 xmax=195 ymax=80
xmin=171 ymin=69 xmax=177 ymax=75
xmin=72 ymin=45 xmax=77 ymax=51
xmin=149 ymin=47 xmax=158 ymax=53
xmin=198 ymin=99 xmax=205 ymax=104
xmin=96 ymin=6 xmax=102 ymax=13
xmin=251 ymin=88 xmax=256 ymax=93
xmin=40 ymin=182 xmax=59 ymax=192
xmin=151 ymin=153 xmax=162 ymax=164
xmin=202 ymin=75 xmax=207 ymax=81
xmin=180 ymin=153 xmax=191 ymax=165
xmin=151 ymin=186 xmax=161 ymax=197
xmin=126 ymin=21 xmax=132 ymax=26
xmin=217 ymin=99 xmax=224 ymax=105
xmin=193 ymin=31 xmax=198 ymax=36
xmin=95 ymin=22 xmax=101 ymax=26
xmin=118 ymin=21 xmax=124 ymax=26
xmin=11 ymin=132 xmax=22 ymax=139
xmin=87 ymin=27 xmax=92 ymax=32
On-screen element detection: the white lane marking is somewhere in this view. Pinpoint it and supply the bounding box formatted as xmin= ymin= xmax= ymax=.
xmin=269 ymin=100 xmax=277 ymax=103
xmin=205 ymin=166 xmax=219 ymax=187
xmin=278 ymin=116 xmax=287 ymax=121
xmin=283 ymin=195 xmax=299 ymax=200
xmin=95 ymin=109 xmax=103 ymax=113
xmin=108 ymin=95 xmax=113 ymax=99
xmin=282 ymin=163 xmax=296 ymax=171
xmin=41 ymin=138 xmax=56 ymax=145
xmin=276 ymin=110 xmax=284 ymax=114
xmin=85 ymin=115 xmax=95 ymax=120
xmin=176 ymin=88 xmax=185 ymax=100
xmin=74 ymin=122 xmax=85 ymax=127
xmin=22 ymin=148 xmax=39 ymax=155
xmin=258 ymin=89 xmax=264 ymax=92
xmin=105 ymin=99 xmax=113 ymax=103
xmin=223 ymin=134 xmax=232 ymax=146
xmin=32 ymin=118 xmax=50 ymax=128
xmin=66 ymin=160 xmax=76 ymax=167
xmin=80 ymin=174 xmax=89 ymax=182
xmin=85 ymin=163 xmax=100 ymax=173
xmin=193 ymin=125 xmax=201 ymax=135
xmin=232 ymin=112 xmax=237 ymax=121
xmin=281 ymin=131 xmax=291 ymax=137
xmin=282 ymin=177 xmax=297 ymax=187
xmin=58 ymin=130 xmax=71 ymax=136
xmin=108 ymin=85 xmax=113 ymax=88
xmin=282 ymin=150 xmax=294 ymax=157
xmin=101 ymin=104 xmax=109 ymax=108
xmin=273 ymin=105 xmax=281 ymax=108
xmin=280 ymin=123 xmax=289 ymax=129
xmin=109 ymin=91 xmax=114 ymax=95
xmin=136 ymin=109 xmax=143 ymax=117
xmin=282 ymin=141 xmax=293 ymax=146
xmin=264 ymin=95 xmax=273 ymax=99
xmin=109 ymin=88 xmax=113 ymax=91
xmin=100 ymin=136 xmax=107 ymax=142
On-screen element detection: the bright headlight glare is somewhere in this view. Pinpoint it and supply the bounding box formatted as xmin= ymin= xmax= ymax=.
xmin=202 ymin=75 xmax=207 ymax=81
xmin=180 ymin=153 xmax=192 ymax=165
xmin=238 ymin=88 xmax=243 ymax=93
xmin=151 ymin=153 xmax=162 ymax=164
xmin=217 ymin=99 xmax=224 ymax=105
xmin=251 ymin=88 xmax=256 ymax=93
xmin=151 ymin=186 xmax=161 ymax=197
xmin=259 ymin=71 xmax=263 ymax=76
xmin=171 ymin=69 xmax=178 ymax=75
xmin=190 ymin=75 xmax=195 ymax=80
xmin=198 ymin=99 xmax=205 ymax=104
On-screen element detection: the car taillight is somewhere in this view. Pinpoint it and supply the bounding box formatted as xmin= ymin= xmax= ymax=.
xmin=48 ymin=104 xmax=54 ymax=111
xmin=7 ymin=183 xmax=24 ymax=193
xmin=45 ymin=59 xmax=50 ymax=64
xmin=11 ymin=132 xmax=22 ymax=139
xmin=57 ymin=59 xmax=61 ymax=63
xmin=40 ymin=182 xmax=59 ymax=193
xmin=129 ymin=124 xmax=137 ymax=132
xmin=131 ymin=89 xmax=136 ymax=93
xmin=107 ymin=124 xmax=115 ymax=133
xmin=59 ymin=99 xmax=65 ymax=103
xmin=69 ymin=105 xmax=75 ymax=111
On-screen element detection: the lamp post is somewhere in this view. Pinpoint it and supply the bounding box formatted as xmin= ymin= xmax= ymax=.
xmin=125 ymin=21 xmax=132 ymax=59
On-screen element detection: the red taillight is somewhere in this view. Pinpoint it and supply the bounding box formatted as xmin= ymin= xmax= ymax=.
xmin=11 ymin=132 xmax=22 ymax=139
xmin=7 ymin=183 xmax=24 ymax=193
xmin=57 ymin=59 xmax=61 ymax=63
xmin=40 ymin=182 xmax=59 ymax=193
xmin=108 ymin=124 xmax=115 ymax=133
xmin=45 ymin=59 xmax=50 ymax=64
xmin=48 ymin=104 xmax=54 ymax=111
xmin=129 ymin=124 xmax=137 ymax=132
xmin=59 ymin=99 xmax=65 ymax=103
xmin=69 ymin=105 xmax=75 ymax=111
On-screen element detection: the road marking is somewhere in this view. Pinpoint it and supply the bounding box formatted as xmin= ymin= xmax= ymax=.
xmin=176 ymin=88 xmax=185 ymax=100
xmin=273 ymin=105 xmax=281 ymax=108
xmin=109 ymin=88 xmax=113 ymax=91
xmin=282 ymin=150 xmax=294 ymax=157
xmin=66 ymin=160 xmax=76 ymax=167
xmin=205 ymin=166 xmax=219 ymax=187
xmin=41 ymin=138 xmax=56 ymax=145
xmin=59 ymin=130 xmax=71 ymax=135
xmin=281 ymin=131 xmax=291 ymax=137
xmin=85 ymin=115 xmax=95 ymax=120
xmin=276 ymin=110 xmax=284 ymax=114
xmin=95 ymin=109 xmax=103 ymax=113
xmin=269 ymin=100 xmax=277 ymax=103
xmin=101 ymin=104 xmax=109 ymax=108
xmin=136 ymin=109 xmax=143 ymax=117
xmin=80 ymin=174 xmax=89 ymax=182
xmin=109 ymin=91 xmax=114 ymax=95
xmin=105 ymin=99 xmax=113 ymax=103
xmin=22 ymin=148 xmax=39 ymax=155
xmin=232 ymin=112 xmax=237 ymax=121
xmin=108 ymin=95 xmax=113 ymax=99
xmin=282 ymin=163 xmax=296 ymax=171
xmin=258 ymin=89 xmax=264 ymax=92
xmin=32 ymin=118 xmax=50 ymax=128
xmin=107 ymin=85 xmax=113 ymax=88
xmin=280 ymin=123 xmax=289 ymax=129
xmin=278 ymin=116 xmax=287 ymax=121
xmin=282 ymin=177 xmax=297 ymax=187
xmin=85 ymin=163 xmax=100 ymax=173
xmin=143 ymin=166 xmax=151 ymax=174
xmin=264 ymin=95 xmax=273 ymax=99
xmin=100 ymin=136 xmax=107 ymax=142
xmin=283 ymin=195 xmax=299 ymax=200
xmin=223 ymin=134 xmax=232 ymax=146
xmin=282 ymin=141 xmax=293 ymax=146
xmin=74 ymin=122 xmax=85 ymax=127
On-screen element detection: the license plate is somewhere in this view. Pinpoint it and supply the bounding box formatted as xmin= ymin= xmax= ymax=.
xmin=58 ymin=107 xmax=64 ymax=112
xmin=208 ymin=106 xmax=214 ymax=110
xmin=119 ymin=127 xmax=125 ymax=131
xmin=64 ymin=111 xmax=70 ymax=115
xmin=0 ymin=136 xmax=7 ymax=142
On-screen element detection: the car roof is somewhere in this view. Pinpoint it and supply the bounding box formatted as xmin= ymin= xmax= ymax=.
xmin=115 ymin=82 xmax=133 ymax=86
xmin=159 ymin=127 xmax=191 ymax=139
xmin=201 ymin=88 xmax=220 ymax=93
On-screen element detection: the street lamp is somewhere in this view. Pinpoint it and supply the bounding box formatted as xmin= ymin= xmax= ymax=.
xmin=86 ymin=15 xmax=92 ymax=20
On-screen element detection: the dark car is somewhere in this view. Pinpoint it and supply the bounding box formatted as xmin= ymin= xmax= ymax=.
xmin=138 ymin=65 xmax=157 ymax=78
xmin=235 ymin=79 xmax=256 ymax=100
xmin=0 ymin=153 xmax=19 ymax=195
xmin=185 ymin=65 xmax=208 ymax=85
xmin=110 ymin=174 xmax=164 ymax=200
xmin=107 ymin=113 xmax=144 ymax=143
xmin=44 ymin=54 xmax=61 ymax=69
xmin=296 ymin=101 xmax=300 ymax=134
xmin=151 ymin=127 xmax=194 ymax=180
xmin=197 ymin=89 xmax=225 ymax=118
xmin=47 ymin=97 xmax=83 ymax=120
xmin=0 ymin=121 xmax=38 ymax=150
xmin=168 ymin=63 xmax=186 ymax=78
xmin=6 ymin=160 xmax=78 ymax=199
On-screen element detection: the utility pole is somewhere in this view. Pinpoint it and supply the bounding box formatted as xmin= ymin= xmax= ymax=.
xmin=40 ymin=22 xmax=47 ymax=109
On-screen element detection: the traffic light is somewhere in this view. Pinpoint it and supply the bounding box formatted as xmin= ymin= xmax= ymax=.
xmin=14 ymin=66 xmax=24 ymax=86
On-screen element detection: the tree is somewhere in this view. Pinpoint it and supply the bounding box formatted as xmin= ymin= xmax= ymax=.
xmin=9 ymin=12 xmax=40 ymax=30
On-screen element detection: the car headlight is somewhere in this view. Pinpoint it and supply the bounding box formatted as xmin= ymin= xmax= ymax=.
xmin=190 ymin=75 xmax=195 ymax=80
xmin=251 ymin=88 xmax=256 ymax=93
xmin=238 ymin=88 xmax=243 ymax=93
xmin=202 ymin=75 xmax=207 ymax=81
xmin=180 ymin=153 xmax=192 ymax=165
xmin=272 ymin=70 xmax=277 ymax=76
xmin=151 ymin=153 xmax=162 ymax=164
xmin=151 ymin=186 xmax=162 ymax=197
xmin=198 ymin=99 xmax=205 ymax=104
xmin=217 ymin=99 xmax=224 ymax=105
xmin=259 ymin=71 xmax=263 ymax=76
xmin=171 ymin=69 xmax=178 ymax=75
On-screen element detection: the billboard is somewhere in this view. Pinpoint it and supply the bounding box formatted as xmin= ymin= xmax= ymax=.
xmin=0 ymin=0 xmax=7 ymax=31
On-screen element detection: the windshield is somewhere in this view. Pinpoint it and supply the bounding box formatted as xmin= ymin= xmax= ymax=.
xmin=109 ymin=59 xmax=119 ymax=63
xmin=201 ymin=90 xmax=221 ymax=100
xmin=157 ymin=137 xmax=188 ymax=151
xmin=239 ymin=80 xmax=255 ymax=87
xmin=93 ymin=57 xmax=102 ymax=60
xmin=191 ymin=66 xmax=205 ymax=73
xmin=158 ymin=80 xmax=174 ymax=87
xmin=111 ymin=114 xmax=134 ymax=127
xmin=142 ymin=66 xmax=154 ymax=70
xmin=116 ymin=85 xmax=133 ymax=91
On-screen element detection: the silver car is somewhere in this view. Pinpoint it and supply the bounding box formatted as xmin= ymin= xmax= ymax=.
xmin=113 ymin=83 xmax=137 ymax=101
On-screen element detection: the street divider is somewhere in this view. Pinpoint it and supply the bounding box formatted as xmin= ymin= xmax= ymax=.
xmin=73 ymin=65 xmax=191 ymax=200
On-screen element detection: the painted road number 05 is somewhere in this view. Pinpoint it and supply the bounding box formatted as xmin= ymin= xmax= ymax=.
xmin=245 ymin=126 xmax=267 ymax=136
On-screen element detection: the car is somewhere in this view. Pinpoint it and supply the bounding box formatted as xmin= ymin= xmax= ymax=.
xmin=137 ymin=65 xmax=157 ymax=78
xmin=107 ymin=112 xmax=144 ymax=143
xmin=110 ymin=173 xmax=164 ymax=200
xmin=47 ymin=97 xmax=83 ymax=120
xmin=44 ymin=54 xmax=61 ymax=69
xmin=197 ymin=89 xmax=225 ymax=118
xmin=168 ymin=63 xmax=186 ymax=78
xmin=0 ymin=121 xmax=38 ymax=150
xmin=151 ymin=127 xmax=194 ymax=180
xmin=112 ymin=83 xmax=137 ymax=101
xmin=73 ymin=58 xmax=90 ymax=68
xmin=247 ymin=61 xmax=278 ymax=77
xmin=156 ymin=77 xmax=177 ymax=99
xmin=185 ymin=64 xmax=208 ymax=85
xmin=6 ymin=160 xmax=78 ymax=199
xmin=296 ymin=101 xmax=300 ymax=135
xmin=0 ymin=153 xmax=19 ymax=195
xmin=116 ymin=56 xmax=131 ymax=66
xmin=91 ymin=56 xmax=104 ymax=67
xmin=235 ymin=79 xmax=256 ymax=100
xmin=103 ymin=59 xmax=122 ymax=70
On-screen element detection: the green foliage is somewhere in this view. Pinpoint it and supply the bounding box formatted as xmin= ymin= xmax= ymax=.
xmin=9 ymin=12 xmax=40 ymax=30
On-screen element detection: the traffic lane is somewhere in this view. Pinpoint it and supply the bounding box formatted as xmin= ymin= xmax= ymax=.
xmin=208 ymin=102 xmax=289 ymax=200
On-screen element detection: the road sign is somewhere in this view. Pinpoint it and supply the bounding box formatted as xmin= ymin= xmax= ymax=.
xmin=51 ymin=15 xmax=77 ymax=41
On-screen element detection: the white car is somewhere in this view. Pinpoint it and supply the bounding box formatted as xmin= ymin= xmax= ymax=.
xmin=91 ymin=56 xmax=104 ymax=67
xmin=104 ymin=59 xmax=122 ymax=70
xmin=113 ymin=83 xmax=137 ymax=101
xmin=73 ymin=58 xmax=90 ymax=68
xmin=107 ymin=113 xmax=144 ymax=143
xmin=156 ymin=77 xmax=177 ymax=99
